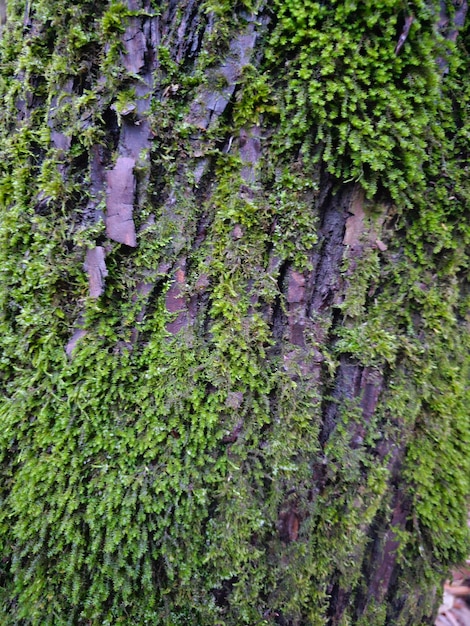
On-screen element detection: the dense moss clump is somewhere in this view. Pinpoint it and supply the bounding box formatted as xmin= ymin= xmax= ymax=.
xmin=0 ymin=0 xmax=469 ymax=624
xmin=269 ymin=0 xmax=450 ymax=200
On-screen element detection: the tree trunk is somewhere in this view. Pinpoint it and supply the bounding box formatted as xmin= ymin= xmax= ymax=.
xmin=0 ymin=1 xmax=469 ymax=624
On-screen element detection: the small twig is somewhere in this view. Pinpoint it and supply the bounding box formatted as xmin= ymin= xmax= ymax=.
xmin=394 ymin=15 xmax=414 ymax=55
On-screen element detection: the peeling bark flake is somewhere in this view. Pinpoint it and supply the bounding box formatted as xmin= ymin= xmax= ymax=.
xmin=84 ymin=246 xmax=108 ymax=298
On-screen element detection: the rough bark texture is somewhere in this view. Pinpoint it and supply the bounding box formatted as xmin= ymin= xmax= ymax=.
xmin=0 ymin=1 xmax=469 ymax=625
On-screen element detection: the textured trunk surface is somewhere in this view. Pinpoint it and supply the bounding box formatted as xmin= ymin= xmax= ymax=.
xmin=0 ymin=1 xmax=469 ymax=625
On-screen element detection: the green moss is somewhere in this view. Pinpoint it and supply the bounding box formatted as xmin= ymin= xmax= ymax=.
xmin=233 ymin=65 xmax=278 ymax=127
xmin=0 ymin=0 xmax=469 ymax=624
xmin=100 ymin=1 xmax=129 ymax=37
xmin=267 ymin=0 xmax=450 ymax=202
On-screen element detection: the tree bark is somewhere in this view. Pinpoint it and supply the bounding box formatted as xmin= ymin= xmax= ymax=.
xmin=0 ymin=1 xmax=469 ymax=625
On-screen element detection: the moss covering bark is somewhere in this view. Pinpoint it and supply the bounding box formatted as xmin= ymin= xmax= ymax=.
xmin=0 ymin=0 xmax=469 ymax=624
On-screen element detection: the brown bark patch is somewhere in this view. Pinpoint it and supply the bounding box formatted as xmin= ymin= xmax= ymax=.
xmin=343 ymin=187 xmax=365 ymax=249
xmin=368 ymin=493 xmax=410 ymax=603
xmin=278 ymin=507 xmax=300 ymax=543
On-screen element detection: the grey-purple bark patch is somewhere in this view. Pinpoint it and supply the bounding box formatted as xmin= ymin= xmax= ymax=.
xmin=105 ymin=156 xmax=137 ymax=247
xmin=165 ymin=264 xmax=190 ymax=335
xmin=121 ymin=20 xmax=147 ymax=74
xmin=186 ymin=26 xmax=257 ymax=131
xmin=239 ymin=126 xmax=262 ymax=183
xmin=84 ymin=246 xmax=108 ymax=298
xmin=65 ymin=328 xmax=87 ymax=357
